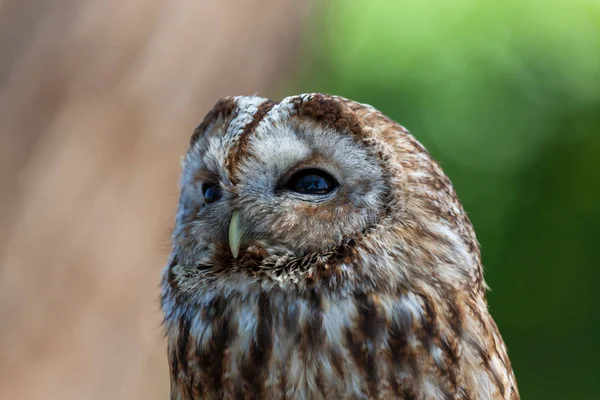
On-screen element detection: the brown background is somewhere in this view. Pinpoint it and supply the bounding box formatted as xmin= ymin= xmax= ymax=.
xmin=0 ymin=1 xmax=312 ymax=398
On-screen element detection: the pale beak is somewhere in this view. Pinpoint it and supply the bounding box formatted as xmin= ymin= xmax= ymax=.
xmin=228 ymin=210 xmax=244 ymax=258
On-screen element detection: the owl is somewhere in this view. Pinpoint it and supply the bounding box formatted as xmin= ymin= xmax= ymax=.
xmin=161 ymin=93 xmax=519 ymax=399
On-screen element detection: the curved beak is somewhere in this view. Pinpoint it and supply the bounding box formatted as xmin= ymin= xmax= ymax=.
xmin=228 ymin=210 xmax=245 ymax=258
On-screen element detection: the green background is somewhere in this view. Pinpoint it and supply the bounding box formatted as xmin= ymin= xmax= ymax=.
xmin=293 ymin=1 xmax=600 ymax=398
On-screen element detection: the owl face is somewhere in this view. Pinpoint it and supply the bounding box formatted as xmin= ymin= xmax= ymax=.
xmin=174 ymin=96 xmax=386 ymax=270
xmin=167 ymin=93 xmax=485 ymax=301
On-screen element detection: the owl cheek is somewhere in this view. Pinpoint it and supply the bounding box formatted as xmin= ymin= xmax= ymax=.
xmin=177 ymin=184 xmax=205 ymax=222
xmin=290 ymin=202 xmax=319 ymax=216
xmin=290 ymin=200 xmax=346 ymax=226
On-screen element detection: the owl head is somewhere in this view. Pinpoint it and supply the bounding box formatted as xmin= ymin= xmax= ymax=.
xmin=163 ymin=93 xmax=483 ymax=311
xmin=161 ymin=94 xmax=519 ymax=399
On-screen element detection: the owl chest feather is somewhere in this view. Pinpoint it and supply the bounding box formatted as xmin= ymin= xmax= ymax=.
xmin=167 ymin=284 xmax=517 ymax=400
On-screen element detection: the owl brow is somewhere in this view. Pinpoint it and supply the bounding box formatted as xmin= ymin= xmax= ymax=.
xmin=226 ymin=99 xmax=277 ymax=184
xmin=193 ymin=169 xmax=220 ymax=184
xmin=278 ymin=153 xmax=336 ymax=185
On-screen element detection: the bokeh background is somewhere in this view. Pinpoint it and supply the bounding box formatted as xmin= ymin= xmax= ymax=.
xmin=1 ymin=0 xmax=598 ymax=399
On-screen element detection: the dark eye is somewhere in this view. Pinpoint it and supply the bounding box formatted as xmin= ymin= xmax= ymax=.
xmin=202 ymin=183 xmax=222 ymax=204
xmin=284 ymin=169 xmax=338 ymax=195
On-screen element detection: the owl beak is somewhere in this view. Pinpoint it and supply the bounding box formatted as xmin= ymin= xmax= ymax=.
xmin=228 ymin=210 xmax=244 ymax=258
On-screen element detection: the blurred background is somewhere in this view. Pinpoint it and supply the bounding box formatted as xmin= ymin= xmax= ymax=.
xmin=0 ymin=0 xmax=598 ymax=399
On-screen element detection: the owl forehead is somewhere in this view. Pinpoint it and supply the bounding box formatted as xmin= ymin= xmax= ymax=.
xmin=187 ymin=96 xmax=271 ymax=183
xmin=189 ymin=94 xmax=367 ymax=183
xmin=221 ymin=96 xmax=272 ymax=157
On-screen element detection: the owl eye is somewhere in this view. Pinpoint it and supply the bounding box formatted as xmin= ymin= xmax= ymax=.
xmin=202 ymin=183 xmax=222 ymax=204
xmin=284 ymin=169 xmax=338 ymax=195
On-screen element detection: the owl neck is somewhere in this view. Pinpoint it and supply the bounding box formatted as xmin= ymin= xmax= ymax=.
xmin=165 ymin=265 xmax=513 ymax=399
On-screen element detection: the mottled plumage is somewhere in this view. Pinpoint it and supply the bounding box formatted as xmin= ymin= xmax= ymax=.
xmin=161 ymin=94 xmax=519 ymax=399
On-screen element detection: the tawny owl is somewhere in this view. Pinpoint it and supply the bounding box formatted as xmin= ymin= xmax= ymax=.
xmin=161 ymin=93 xmax=519 ymax=399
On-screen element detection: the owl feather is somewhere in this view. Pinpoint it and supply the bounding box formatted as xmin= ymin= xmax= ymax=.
xmin=161 ymin=94 xmax=519 ymax=399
